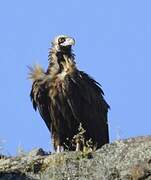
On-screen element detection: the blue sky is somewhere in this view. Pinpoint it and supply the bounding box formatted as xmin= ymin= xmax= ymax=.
xmin=0 ymin=0 xmax=151 ymax=155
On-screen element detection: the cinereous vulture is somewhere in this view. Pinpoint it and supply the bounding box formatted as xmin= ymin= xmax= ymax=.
xmin=29 ymin=35 xmax=110 ymax=152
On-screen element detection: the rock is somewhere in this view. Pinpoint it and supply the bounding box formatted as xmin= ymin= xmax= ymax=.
xmin=0 ymin=136 xmax=151 ymax=180
xmin=28 ymin=148 xmax=49 ymax=157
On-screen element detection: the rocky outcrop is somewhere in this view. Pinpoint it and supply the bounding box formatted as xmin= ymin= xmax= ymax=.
xmin=0 ymin=136 xmax=151 ymax=180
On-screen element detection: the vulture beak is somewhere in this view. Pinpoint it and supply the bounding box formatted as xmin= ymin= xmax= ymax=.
xmin=61 ymin=37 xmax=75 ymax=47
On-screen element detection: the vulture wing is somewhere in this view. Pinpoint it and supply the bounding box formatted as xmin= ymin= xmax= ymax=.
xmin=30 ymin=73 xmax=52 ymax=131
xmin=64 ymin=71 xmax=109 ymax=147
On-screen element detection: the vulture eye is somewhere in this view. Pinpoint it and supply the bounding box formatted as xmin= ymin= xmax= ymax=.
xmin=58 ymin=37 xmax=66 ymax=44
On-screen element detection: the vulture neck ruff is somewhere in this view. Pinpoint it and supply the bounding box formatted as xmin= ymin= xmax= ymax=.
xmin=47 ymin=47 xmax=76 ymax=77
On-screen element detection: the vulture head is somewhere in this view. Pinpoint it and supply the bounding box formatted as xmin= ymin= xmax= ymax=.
xmin=51 ymin=35 xmax=75 ymax=54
